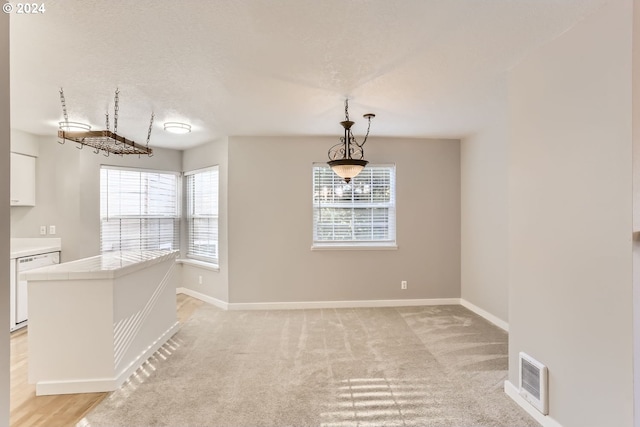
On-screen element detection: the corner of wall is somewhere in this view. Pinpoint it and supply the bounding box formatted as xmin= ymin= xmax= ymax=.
xmin=1 ymin=10 xmax=11 ymax=426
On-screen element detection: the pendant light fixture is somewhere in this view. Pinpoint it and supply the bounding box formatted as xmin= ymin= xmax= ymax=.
xmin=327 ymin=99 xmax=375 ymax=183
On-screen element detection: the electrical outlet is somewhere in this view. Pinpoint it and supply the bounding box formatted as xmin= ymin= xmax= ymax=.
xmin=198 ymin=275 xmax=203 ymax=285
xmin=40 ymin=225 xmax=47 ymax=235
xmin=401 ymin=280 xmax=408 ymax=290
xmin=49 ymin=225 xmax=56 ymax=235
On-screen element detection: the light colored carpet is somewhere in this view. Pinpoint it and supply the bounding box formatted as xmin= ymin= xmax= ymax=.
xmin=80 ymin=303 xmax=540 ymax=427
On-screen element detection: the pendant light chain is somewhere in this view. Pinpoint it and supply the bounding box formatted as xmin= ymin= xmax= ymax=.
xmin=113 ymin=88 xmax=120 ymax=133
xmin=59 ymin=88 xmax=69 ymax=122
xmin=146 ymin=113 xmax=154 ymax=150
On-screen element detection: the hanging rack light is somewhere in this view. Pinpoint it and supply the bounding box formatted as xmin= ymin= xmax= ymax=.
xmin=327 ymin=99 xmax=375 ymax=183
xmin=57 ymin=88 xmax=154 ymax=157
xmin=58 ymin=121 xmax=91 ymax=132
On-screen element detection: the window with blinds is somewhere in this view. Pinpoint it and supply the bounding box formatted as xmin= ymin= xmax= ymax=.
xmin=100 ymin=166 xmax=180 ymax=252
xmin=185 ymin=166 xmax=219 ymax=264
xmin=312 ymin=164 xmax=396 ymax=247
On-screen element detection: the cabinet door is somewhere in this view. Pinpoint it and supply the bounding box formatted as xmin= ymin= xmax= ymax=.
xmin=10 ymin=152 xmax=36 ymax=206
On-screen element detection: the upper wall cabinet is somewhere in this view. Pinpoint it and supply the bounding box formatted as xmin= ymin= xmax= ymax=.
xmin=10 ymin=152 xmax=36 ymax=206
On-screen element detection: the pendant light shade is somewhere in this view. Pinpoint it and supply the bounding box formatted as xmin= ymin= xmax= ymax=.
xmin=327 ymin=159 xmax=368 ymax=183
xmin=326 ymin=99 xmax=375 ymax=183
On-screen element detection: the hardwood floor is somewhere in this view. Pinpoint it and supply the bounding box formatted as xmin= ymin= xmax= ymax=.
xmin=9 ymin=294 xmax=203 ymax=427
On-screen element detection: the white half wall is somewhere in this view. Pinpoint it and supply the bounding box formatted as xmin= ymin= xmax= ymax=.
xmin=508 ymin=1 xmax=633 ymax=426
xmin=0 ymin=11 xmax=10 ymax=427
xmin=461 ymin=82 xmax=509 ymax=324
xmin=227 ymin=136 xmax=461 ymax=304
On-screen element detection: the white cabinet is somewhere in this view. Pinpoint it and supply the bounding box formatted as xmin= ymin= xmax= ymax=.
xmin=10 ymin=152 xmax=36 ymax=206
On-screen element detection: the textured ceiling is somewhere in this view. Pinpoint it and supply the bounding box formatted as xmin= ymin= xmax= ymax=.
xmin=9 ymin=0 xmax=608 ymax=150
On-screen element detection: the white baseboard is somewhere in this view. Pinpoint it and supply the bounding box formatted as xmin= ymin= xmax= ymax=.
xmin=176 ymin=288 xmax=459 ymax=311
xmin=176 ymin=290 xmax=510 ymax=334
xmin=35 ymin=322 xmax=180 ymax=396
xmin=228 ymin=298 xmax=460 ymax=310
xmin=460 ymin=298 xmax=509 ymax=331
xmin=177 ymin=287 xmax=229 ymax=310
xmin=504 ymin=380 xmax=563 ymax=427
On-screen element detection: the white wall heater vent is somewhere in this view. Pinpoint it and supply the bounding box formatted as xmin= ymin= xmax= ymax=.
xmin=519 ymin=352 xmax=548 ymax=415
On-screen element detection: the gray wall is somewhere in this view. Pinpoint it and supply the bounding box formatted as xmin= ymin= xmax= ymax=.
xmin=10 ymin=135 xmax=182 ymax=262
xmin=181 ymin=138 xmax=229 ymax=302
xmin=1 ymin=11 xmax=10 ymax=427
xmin=633 ymin=1 xmax=640 ymax=425
xmin=460 ymin=84 xmax=509 ymax=323
xmin=508 ymin=0 xmax=633 ymax=425
xmin=227 ymin=136 xmax=460 ymax=303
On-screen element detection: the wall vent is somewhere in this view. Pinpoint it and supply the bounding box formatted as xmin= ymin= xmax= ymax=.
xmin=519 ymin=352 xmax=548 ymax=415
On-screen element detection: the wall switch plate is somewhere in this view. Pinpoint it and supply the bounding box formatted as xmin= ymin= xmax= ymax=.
xmin=40 ymin=225 xmax=47 ymax=235
xmin=401 ymin=280 xmax=408 ymax=290
xmin=49 ymin=225 xmax=56 ymax=235
xmin=198 ymin=275 xmax=203 ymax=285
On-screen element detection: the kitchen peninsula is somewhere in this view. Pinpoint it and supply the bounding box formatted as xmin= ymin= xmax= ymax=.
xmin=23 ymin=250 xmax=179 ymax=396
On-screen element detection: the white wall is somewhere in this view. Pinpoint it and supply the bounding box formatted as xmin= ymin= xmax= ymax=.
xmin=10 ymin=135 xmax=182 ymax=262
xmin=181 ymin=139 xmax=229 ymax=302
xmin=460 ymin=84 xmax=509 ymax=323
xmin=1 ymin=11 xmax=10 ymax=427
xmin=632 ymin=1 xmax=640 ymax=425
xmin=11 ymin=129 xmax=38 ymax=156
xmin=508 ymin=1 xmax=633 ymax=425
xmin=227 ymin=136 xmax=460 ymax=303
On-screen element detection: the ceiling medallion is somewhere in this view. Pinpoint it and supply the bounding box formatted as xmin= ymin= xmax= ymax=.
xmin=57 ymin=88 xmax=154 ymax=157
xmin=327 ymin=99 xmax=375 ymax=183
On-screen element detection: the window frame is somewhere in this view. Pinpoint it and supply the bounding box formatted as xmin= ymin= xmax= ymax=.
xmin=100 ymin=165 xmax=181 ymax=253
xmin=311 ymin=163 xmax=397 ymax=250
xmin=184 ymin=165 xmax=219 ymax=265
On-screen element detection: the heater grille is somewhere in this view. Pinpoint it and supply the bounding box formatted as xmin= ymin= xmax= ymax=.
xmin=519 ymin=352 xmax=548 ymax=415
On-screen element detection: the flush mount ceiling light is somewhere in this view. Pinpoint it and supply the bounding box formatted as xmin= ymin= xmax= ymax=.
xmin=327 ymin=99 xmax=375 ymax=183
xmin=163 ymin=122 xmax=191 ymax=134
xmin=56 ymin=88 xmax=154 ymax=157
xmin=58 ymin=121 xmax=91 ymax=132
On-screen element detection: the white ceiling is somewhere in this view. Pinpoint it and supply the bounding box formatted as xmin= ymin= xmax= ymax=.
xmin=10 ymin=0 xmax=608 ymax=150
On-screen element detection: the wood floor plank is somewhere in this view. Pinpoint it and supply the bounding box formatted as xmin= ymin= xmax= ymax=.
xmin=9 ymin=293 xmax=202 ymax=427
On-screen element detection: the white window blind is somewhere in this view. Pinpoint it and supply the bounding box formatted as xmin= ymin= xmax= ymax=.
xmin=185 ymin=166 xmax=219 ymax=263
xmin=312 ymin=164 xmax=396 ymax=246
xmin=100 ymin=166 xmax=180 ymax=252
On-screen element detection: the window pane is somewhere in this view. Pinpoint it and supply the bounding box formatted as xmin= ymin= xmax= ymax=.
xmin=100 ymin=167 xmax=179 ymax=253
xmin=186 ymin=167 xmax=219 ymax=263
xmin=312 ymin=164 xmax=396 ymax=245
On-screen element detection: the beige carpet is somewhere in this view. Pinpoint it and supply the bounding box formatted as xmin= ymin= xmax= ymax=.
xmin=80 ymin=303 xmax=540 ymax=427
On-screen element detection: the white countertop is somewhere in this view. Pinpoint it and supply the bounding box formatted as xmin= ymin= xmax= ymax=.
xmin=11 ymin=238 xmax=62 ymax=259
xmin=22 ymin=250 xmax=178 ymax=281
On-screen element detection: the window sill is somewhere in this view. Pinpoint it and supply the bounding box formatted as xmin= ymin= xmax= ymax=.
xmin=176 ymin=258 xmax=220 ymax=272
xmin=311 ymin=243 xmax=398 ymax=251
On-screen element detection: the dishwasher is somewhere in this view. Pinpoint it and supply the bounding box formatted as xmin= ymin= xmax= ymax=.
xmin=13 ymin=251 xmax=60 ymax=330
